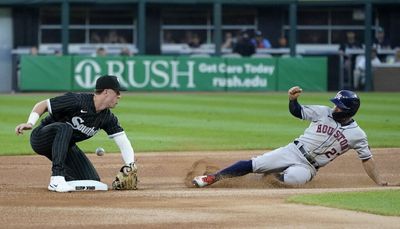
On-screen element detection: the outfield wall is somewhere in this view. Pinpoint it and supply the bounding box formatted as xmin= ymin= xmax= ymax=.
xmin=19 ymin=56 xmax=327 ymax=92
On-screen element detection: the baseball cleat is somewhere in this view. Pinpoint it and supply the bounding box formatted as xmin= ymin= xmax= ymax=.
xmin=192 ymin=175 xmax=216 ymax=188
xmin=48 ymin=176 xmax=74 ymax=192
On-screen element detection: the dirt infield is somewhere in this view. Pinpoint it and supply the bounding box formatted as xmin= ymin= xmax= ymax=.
xmin=1 ymin=149 xmax=400 ymax=228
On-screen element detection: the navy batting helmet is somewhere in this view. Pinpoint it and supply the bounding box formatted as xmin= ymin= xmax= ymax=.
xmin=330 ymin=90 xmax=360 ymax=121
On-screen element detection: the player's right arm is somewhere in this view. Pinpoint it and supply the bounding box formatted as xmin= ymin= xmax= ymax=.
xmin=15 ymin=99 xmax=48 ymax=135
xmin=362 ymin=157 xmax=389 ymax=186
xmin=362 ymin=155 xmax=400 ymax=186
xmin=288 ymin=86 xmax=303 ymax=119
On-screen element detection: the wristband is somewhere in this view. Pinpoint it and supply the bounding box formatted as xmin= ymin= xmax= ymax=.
xmin=27 ymin=112 xmax=40 ymax=126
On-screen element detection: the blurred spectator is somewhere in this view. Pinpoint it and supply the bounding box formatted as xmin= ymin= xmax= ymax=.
xmin=339 ymin=31 xmax=362 ymax=53
xmin=104 ymin=30 xmax=127 ymax=44
xmin=54 ymin=49 xmax=62 ymax=56
xmin=353 ymin=48 xmax=381 ymax=90
xmin=188 ymin=33 xmax=201 ymax=48
xmin=339 ymin=31 xmax=362 ymax=89
xmin=222 ymin=32 xmax=235 ymax=49
xmin=395 ymin=49 xmax=400 ymax=63
xmin=307 ymin=33 xmax=323 ymax=44
xmin=181 ymin=31 xmax=194 ymax=44
xmin=373 ymin=28 xmax=391 ymax=50
xmin=105 ymin=30 xmax=119 ymax=43
xmin=120 ymin=47 xmax=133 ymax=57
xmin=95 ymin=47 xmax=107 ymax=57
xmin=385 ymin=48 xmax=400 ymax=63
xmin=164 ymin=31 xmax=176 ymax=43
xmin=30 ymin=46 xmax=38 ymax=55
xmin=90 ymin=32 xmax=102 ymax=43
xmin=251 ymin=30 xmax=271 ymax=49
xmin=233 ymin=29 xmax=255 ymax=57
xmin=277 ymin=36 xmax=288 ymax=48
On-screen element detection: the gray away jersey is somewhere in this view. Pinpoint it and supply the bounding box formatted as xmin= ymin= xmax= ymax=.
xmin=297 ymin=105 xmax=372 ymax=168
xmin=40 ymin=92 xmax=124 ymax=143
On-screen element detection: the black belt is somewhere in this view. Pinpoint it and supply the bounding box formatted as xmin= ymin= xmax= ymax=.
xmin=294 ymin=141 xmax=320 ymax=170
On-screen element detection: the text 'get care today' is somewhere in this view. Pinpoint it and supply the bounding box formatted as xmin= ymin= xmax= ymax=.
xmin=198 ymin=63 xmax=275 ymax=75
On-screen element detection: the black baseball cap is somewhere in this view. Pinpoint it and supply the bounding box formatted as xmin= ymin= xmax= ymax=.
xmin=95 ymin=75 xmax=127 ymax=92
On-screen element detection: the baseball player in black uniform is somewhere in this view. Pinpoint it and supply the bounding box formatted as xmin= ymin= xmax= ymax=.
xmin=15 ymin=75 xmax=135 ymax=192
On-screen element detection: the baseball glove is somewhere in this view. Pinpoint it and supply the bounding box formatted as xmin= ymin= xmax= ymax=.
xmin=112 ymin=163 xmax=138 ymax=190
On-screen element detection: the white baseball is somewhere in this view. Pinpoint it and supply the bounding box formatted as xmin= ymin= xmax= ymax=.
xmin=96 ymin=147 xmax=105 ymax=156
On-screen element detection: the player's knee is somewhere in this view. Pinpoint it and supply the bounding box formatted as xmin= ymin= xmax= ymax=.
xmin=282 ymin=166 xmax=313 ymax=185
xmin=283 ymin=173 xmax=309 ymax=185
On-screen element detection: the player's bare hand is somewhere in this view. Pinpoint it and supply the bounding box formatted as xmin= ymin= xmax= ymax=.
xmin=288 ymin=86 xmax=303 ymax=101
xmin=380 ymin=181 xmax=400 ymax=187
xmin=15 ymin=123 xmax=33 ymax=135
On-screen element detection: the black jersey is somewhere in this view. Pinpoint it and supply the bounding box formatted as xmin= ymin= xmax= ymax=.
xmin=40 ymin=92 xmax=124 ymax=143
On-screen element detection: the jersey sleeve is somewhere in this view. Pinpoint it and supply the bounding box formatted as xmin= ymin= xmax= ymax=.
xmin=301 ymin=105 xmax=330 ymax=122
xmin=102 ymin=112 xmax=125 ymax=137
xmin=352 ymin=129 xmax=373 ymax=160
xmin=48 ymin=92 xmax=80 ymax=116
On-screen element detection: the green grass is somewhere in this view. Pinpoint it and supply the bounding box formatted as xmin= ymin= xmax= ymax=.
xmin=288 ymin=190 xmax=400 ymax=216
xmin=2 ymin=91 xmax=400 ymax=155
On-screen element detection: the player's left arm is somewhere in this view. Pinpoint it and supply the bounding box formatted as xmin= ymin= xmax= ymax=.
xmin=362 ymin=157 xmax=399 ymax=186
xmin=110 ymin=131 xmax=138 ymax=190
xmin=112 ymin=132 xmax=135 ymax=165
xmin=287 ymin=86 xmax=327 ymax=121
xmin=103 ymin=113 xmax=135 ymax=165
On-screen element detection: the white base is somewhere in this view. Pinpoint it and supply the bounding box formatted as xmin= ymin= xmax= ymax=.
xmin=67 ymin=180 xmax=108 ymax=191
